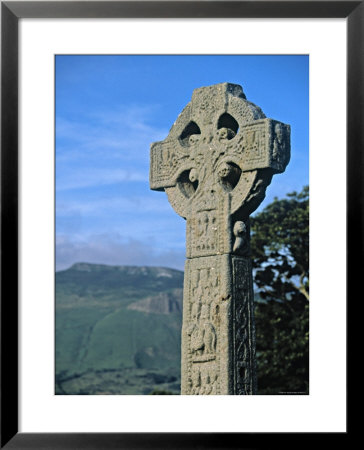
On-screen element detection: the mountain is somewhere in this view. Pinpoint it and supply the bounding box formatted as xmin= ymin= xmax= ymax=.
xmin=56 ymin=263 xmax=183 ymax=395
xmin=127 ymin=292 xmax=182 ymax=315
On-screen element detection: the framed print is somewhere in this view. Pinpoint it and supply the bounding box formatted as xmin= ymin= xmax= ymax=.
xmin=1 ymin=1 xmax=357 ymax=447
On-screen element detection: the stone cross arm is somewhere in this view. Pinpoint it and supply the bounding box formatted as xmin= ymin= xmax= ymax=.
xmin=150 ymin=117 xmax=290 ymax=193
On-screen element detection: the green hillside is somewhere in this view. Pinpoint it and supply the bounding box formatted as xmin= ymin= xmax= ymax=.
xmin=56 ymin=263 xmax=183 ymax=395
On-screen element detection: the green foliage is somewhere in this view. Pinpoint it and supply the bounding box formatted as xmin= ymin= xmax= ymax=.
xmin=251 ymin=186 xmax=309 ymax=394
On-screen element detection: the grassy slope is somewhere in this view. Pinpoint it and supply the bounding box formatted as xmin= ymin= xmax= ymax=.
xmin=56 ymin=263 xmax=183 ymax=395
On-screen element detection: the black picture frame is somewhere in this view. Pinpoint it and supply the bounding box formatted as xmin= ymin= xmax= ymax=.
xmin=1 ymin=1 xmax=356 ymax=448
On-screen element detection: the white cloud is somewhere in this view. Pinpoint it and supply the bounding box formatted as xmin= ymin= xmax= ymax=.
xmin=56 ymin=194 xmax=173 ymax=216
xmin=56 ymin=105 xmax=168 ymax=161
xmin=56 ymin=167 xmax=148 ymax=191
xmin=56 ymin=233 xmax=185 ymax=272
xmin=56 ymin=104 xmax=168 ymax=191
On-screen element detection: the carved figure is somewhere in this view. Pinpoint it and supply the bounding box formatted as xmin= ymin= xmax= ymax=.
xmin=188 ymin=321 xmax=216 ymax=358
xmin=189 ymin=168 xmax=199 ymax=183
xmin=217 ymin=162 xmax=234 ymax=179
xmin=233 ymin=221 xmax=248 ymax=254
xmin=203 ymin=323 xmax=217 ymax=355
xmin=191 ymin=366 xmax=201 ymax=391
xmin=190 ymin=324 xmax=205 ymax=356
xmin=190 ymin=299 xmax=200 ymax=322
xmin=189 ymin=134 xmax=200 ymax=146
xmin=217 ymin=127 xmax=236 ymax=142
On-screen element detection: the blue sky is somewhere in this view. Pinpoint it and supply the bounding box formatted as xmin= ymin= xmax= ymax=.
xmin=56 ymin=55 xmax=309 ymax=271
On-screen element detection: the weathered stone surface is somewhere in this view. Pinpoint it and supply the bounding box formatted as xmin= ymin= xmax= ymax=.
xmin=150 ymin=83 xmax=290 ymax=394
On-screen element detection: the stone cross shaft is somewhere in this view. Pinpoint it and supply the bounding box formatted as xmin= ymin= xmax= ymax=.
xmin=150 ymin=83 xmax=290 ymax=395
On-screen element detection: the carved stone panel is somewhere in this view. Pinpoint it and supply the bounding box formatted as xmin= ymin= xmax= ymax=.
xmin=232 ymin=257 xmax=256 ymax=395
xmin=181 ymin=255 xmax=231 ymax=395
xmin=181 ymin=255 xmax=257 ymax=395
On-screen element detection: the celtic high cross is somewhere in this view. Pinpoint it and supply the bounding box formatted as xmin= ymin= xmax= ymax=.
xmin=150 ymin=83 xmax=290 ymax=394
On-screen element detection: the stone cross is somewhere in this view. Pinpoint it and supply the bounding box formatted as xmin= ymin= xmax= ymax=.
xmin=150 ymin=83 xmax=290 ymax=394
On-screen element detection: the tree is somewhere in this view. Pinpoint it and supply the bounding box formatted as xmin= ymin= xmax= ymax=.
xmin=250 ymin=186 xmax=309 ymax=394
